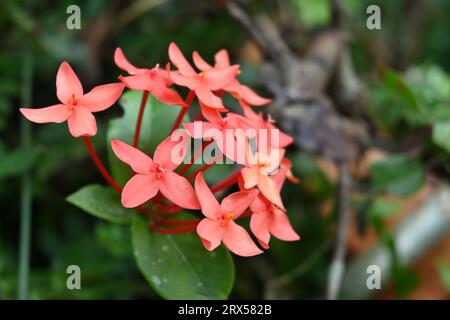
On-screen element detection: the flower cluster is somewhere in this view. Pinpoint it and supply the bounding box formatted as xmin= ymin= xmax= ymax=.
xmin=20 ymin=42 xmax=300 ymax=257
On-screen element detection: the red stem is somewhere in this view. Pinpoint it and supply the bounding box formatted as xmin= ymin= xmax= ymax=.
xmin=133 ymin=90 xmax=149 ymax=148
xmin=82 ymin=136 xmax=122 ymax=193
xmin=211 ymin=170 xmax=240 ymax=193
xmin=171 ymin=90 xmax=195 ymax=133
xmin=178 ymin=140 xmax=212 ymax=176
xmin=154 ymin=202 xmax=184 ymax=214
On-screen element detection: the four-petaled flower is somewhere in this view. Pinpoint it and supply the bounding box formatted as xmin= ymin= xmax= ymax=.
xmin=183 ymin=111 xmax=249 ymax=164
xmin=241 ymin=101 xmax=293 ymax=149
xmin=195 ymin=172 xmax=262 ymax=257
xmin=115 ymin=48 xmax=186 ymax=106
xmin=249 ymin=161 xmax=300 ymax=248
xmin=241 ymin=148 xmax=286 ymax=210
xmin=20 ymin=62 xmax=124 ymax=137
xmin=193 ymin=49 xmax=271 ymax=106
xmin=111 ymin=136 xmax=200 ymax=209
xmin=168 ymin=42 xmax=238 ymax=110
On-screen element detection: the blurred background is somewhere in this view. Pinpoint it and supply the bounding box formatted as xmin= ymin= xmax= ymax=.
xmin=1 ymin=0 xmax=450 ymax=299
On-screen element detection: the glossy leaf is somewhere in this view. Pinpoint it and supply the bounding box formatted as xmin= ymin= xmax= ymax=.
xmin=67 ymin=184 xmax=133 ymax=224
xmin=132 ymin=213 xmax=234 ymax=299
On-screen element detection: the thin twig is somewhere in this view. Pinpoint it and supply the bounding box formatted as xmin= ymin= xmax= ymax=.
xmin=326 ymin=163 xmax=351 ymax=300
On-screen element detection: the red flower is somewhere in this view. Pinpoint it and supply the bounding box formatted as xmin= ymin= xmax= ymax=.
xmin=241 ymin=148 xmax=286 ymax=210
xmin=249 ymin=160 xmax=300 ymax=248
xmin=114 ymin=48 xmax=185 ymax=106
xmin=20 ymin=62 xmax=124 ymax=137
xmin=168 ymin=42 xmax=238 ymax=110
xmin=195 ymin=172 xmax=262 ymax=257
xmin=183 ymin=110 xmax=249 ymax=164
xmin=111 ymin=135 xmax=200 ymax=209
xmin=193 ymin=49 xmax=271 ymax=106
xmin=250 ymin=196 xmax=300 ymax=248
xmin=241 ymin=102 xmax=293 ymax=149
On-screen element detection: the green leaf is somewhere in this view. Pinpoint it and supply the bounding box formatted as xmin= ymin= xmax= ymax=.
xmin=381 ymin=70 xmax=418 ymax=111
xmin=107 ymin=90 xmax=188 ymax=185
xmin=0 ymin=147 xmax=36 ymax=179
xmin=368 ymin=199 xmax=401 ymax=223
xmin=432 ymin=121 xmax=450 ymax=153
xmin=132 ymin=213 xmax=234 ymax=299
xmin=66 ymin=184 xmax=133 ymax=224
xmin=371 ymin=155 xmax=425 ymax=197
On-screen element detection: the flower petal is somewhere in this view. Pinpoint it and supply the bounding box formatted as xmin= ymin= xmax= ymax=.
xmin=169 ymin=72 xmax=199 ymax=90
xmin=168 ymin=42 xmax=196 ymax=76
xmin=56 ymin=62 xmax=83 ymax=103
xmin=114 ymin=47 xmax=146 ymax=75
xmin=270 ymin=209 xmax=300 ymax=241
xmin=159 ymin=171 xmax=200 ymax=209
xmin=241 ymin=167 xmax=258 ymax=189
xmin=222 ymin=221 xmax=263 ymax=257
xmin=221 ymin=189 xmax=258 ymax=218
xmin=236 ymin=84 xmax=271 ymax=106
xmin=67 ymin=106 xmax=97 ymax=137
xmin=195 ymin=87 xmax=224 ymax=109
xmin=20 ymin=104 xmax=71 ymax=124
xmin=118 ymin=74 xmax=154 ymax=91
xmin=276 ymin=128 xmax=294 ymax=148
xmin=200 ymin=103 xmax=223 ymax=123
xmin=196 ymin=218 xmax=224 ymax=251
xmin=258 ymin=175 xmax=285 ymax=210
xmin=250 ymin=211 xmax=271 ymax=249
xmin=157 ymin=66 xmax=173 ymax=86
xmin=192 ymin=51 xmax=212 ymax=71
xmin=194 ymin=172 xmax=222 ymax=219
xmin=111 ymin=139 xmax=153 ymax=174
xmin=183 ymin=121 xmax=221 ymax=139
xmin=214 ymin=49 xmax=230 ymax=68
xmin=121 ymin=173 xmax=159 ymax=208
xmin=203 ymin=66 xmax=239 ymax=91
xmin=151 ymin=83 xmax=186 ymax=106
xmin=153 ymin=132 xmax=189 ymax=170
xmin=78 ymin=83 xmax=124 ymax=112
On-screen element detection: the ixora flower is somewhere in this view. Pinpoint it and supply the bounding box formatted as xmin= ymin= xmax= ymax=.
xmin=241 ymin=148 xmax=286 ymax=210
xmin=114 ymin=48 xmax=186 ymax=106
xmin=193 ymin=49 xmax=271 ymax=106
xmin=111 ymin=136 xmax=200 ymax=210
xmin=241 ymin=101 xmax=294 ymax=149
xmin=20 ymin=62 xmax=124 ymax=137
xmin=195 ymin=172 xmax=262 ymax=257
xmin=249 ymin=161 xmax=300 ymax=248
xmin=183 ymin=111 xmax=251 ymax=164
xmin=168 ymin=42 xmax=238 ymax=110
xmin=21 ymin=43 xmax=300 ymax=259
